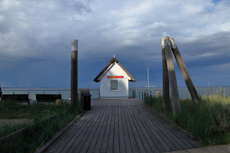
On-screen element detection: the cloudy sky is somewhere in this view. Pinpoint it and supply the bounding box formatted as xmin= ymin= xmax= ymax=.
xmin=0 ymin=0 xmax=230 ymax=88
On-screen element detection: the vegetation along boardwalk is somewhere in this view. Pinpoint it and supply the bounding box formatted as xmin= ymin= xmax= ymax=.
xmin=41 ymin=98 xmax=202 ymax=153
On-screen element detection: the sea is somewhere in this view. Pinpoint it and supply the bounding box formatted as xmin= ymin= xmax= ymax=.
xmin=2 ymin=86 xmax=230 ymax=100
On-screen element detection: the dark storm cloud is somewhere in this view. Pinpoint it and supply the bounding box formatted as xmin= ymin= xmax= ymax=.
xmin=0 ymin=0 xmax=230 ymax=87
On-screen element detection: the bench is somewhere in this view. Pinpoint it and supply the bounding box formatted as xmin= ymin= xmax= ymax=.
xmin=3 ymin=94 xmax=30 ymax=105
xmin=36 ymin=94 xmax=62 ymax=103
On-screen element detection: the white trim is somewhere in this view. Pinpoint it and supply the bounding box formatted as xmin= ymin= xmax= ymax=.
xmin=98 ymin=63 xmax=114 ymax=81
xmin=110 ymin=90 xmax=119 ymax=92
xmin=97 ymin=62 xmax=132 ymax=81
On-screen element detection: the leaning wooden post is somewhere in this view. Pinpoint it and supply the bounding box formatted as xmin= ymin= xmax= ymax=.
xmin=163 ymin=36 xmax=181 ymax=117
xmin=170 ymin=38 xmax=199 ymax=104
xmin=71 ymin=39 xmax=78 ymax=108
xmin=161 ymin=38 xmax=170 ymax=110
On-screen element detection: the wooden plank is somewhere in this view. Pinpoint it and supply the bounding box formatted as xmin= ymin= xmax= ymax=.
xmin=86 ymin=105 xmax=110 ymax=153
xmin=122 ymin=104 xmax=140 ymax=152
xmin=42 ymin=99 xmax=203 ymax=153
xmin=34 ymin=114 xmax=82 ymax=153
xmin=118 ymin=105 xmax=126 ymax=153
xmin=147 ymin=106 xmax=202 ymax=148
xmin=51 ymin=106 xmax=100 ymax=152
xmin=113 ymin=105 xmax=120 ymax=153
xmin=47 ymin=119 xmax=81 ymax=152
xmin=129 ymin=103 xmax=155 ymax=153
xmin=100 ymin=103 xmax=113 ymax=152
xmin=46 ymin=116 xmax=85 ymax=152
xmin=143 ymin=105 xmax=191 ymax=149
xmin=60 ymin=105 xmax=102 ymax=152
xmin=125 ymin=100 xmax=165 ymax=152
xmin=70 ymin=105 xmax=105 ymax=153
xmin=126 ymin=105 xmax=147 ymax=153
xmin=80 ymin=105 xmax=108 ymax=153
xmin=133 ymin=104 xmax=178 ymax=152
xmin=47 ymin=106 xmax=100 ymax=153
xmin=216 ymin=145 xmax=230 ymax=152
xmin=93 ymin=105 xmax=112 ymax=153
xmin=126 ymin=104 xmax=155 ymax=153
xmin=186 ymin=148 xmax=209 ymax=153
xmin=163 ymin=36 xmax=181 ymax=117
xmin=170 ymin=38 xmax=199 ymax=104
xmin=107 ymin=104 xmax=115 ymax=153
xmin=201 ymin=146 xmax=228 ymax=153
xmin=210 ymin=126 xmax=230 ymax=132
xmin=120 ymin=102 xmax=133 ymax=153
xmin=139 ymin=105 xmax=186 ymax=150
xmin=131 ymin=104 xmax=169 ymax=152
xmin=164 ymin=150 xmax=190 ymax=153
xmin=130 ymin=103 xmax=167 ymax=153
xmin=138 ymin=104 xmax=186 ymax=149
xmin=144 ymin=111 xmax=174 ymax=151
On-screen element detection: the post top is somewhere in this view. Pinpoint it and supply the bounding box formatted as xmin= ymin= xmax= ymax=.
xmin=71 ymin=39 xmax=78 ymax=51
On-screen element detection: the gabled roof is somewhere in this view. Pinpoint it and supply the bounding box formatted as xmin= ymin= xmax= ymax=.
xmin=93 ymin=57 xmax=136 ymax=82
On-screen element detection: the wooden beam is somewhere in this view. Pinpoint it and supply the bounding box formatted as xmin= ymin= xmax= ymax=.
xmin=163 ymin=36 xmax=181 ymax=117
xmin=161 ymin=38 xmax=170 ymax=110
xmin=210 ymin=126 xmax=230 ymax=132
xmin=170 ymin=38 xmax=199 ymax=104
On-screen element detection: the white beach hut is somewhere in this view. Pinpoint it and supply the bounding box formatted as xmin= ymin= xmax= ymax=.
xmin=93 ymin=57 xmax=136 ymax=99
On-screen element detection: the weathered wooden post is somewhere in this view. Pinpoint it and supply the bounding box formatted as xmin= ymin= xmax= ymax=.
xmin=163 ymin=36 xmax=181 ymax=117
xmin=139 ymin=90 xmax=140 ymax=100
xmin=71 ymin=39 xmax=78 ymax=108
xmin=142 ymin=91 xmax=143 ymax=100
xmin=144 ymin=92 xmax=146 ymax=103
xmin=170 ymin=38 xmax=199 ymax=104
xmin=150 ymin=94 xmax=152 ymax=106
xmin=161 ymin=38 xmax=170 ymax=110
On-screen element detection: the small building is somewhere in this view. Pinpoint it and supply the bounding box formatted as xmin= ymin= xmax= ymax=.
xmin=94 ymin=57 xmax=136 ymax=99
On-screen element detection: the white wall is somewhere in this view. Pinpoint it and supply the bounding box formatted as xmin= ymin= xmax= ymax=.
xmin=100 ymin=63 xmax=130 ymax=99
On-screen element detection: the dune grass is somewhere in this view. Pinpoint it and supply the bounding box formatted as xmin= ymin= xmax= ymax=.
xmin=143 ymin=94 xmax=230 ymax=146
xmin=0 ymin=100 xmax=58 ymax=138
xmin=0 ymin=100 xmax=83 ymax=153
xmin=0 ymin=100 xmax=58 ymax=119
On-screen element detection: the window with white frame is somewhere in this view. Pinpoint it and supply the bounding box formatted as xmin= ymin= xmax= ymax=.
xmin=111 ymin=80 xmax=118 ymax=90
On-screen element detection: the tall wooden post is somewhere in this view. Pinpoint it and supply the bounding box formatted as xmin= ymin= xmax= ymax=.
xmin=163 ymin=36 xmax=181 ymax=117
xmin=170 ymin=38 xmax=199 ymax=104
xmin=161 ymin=38 xmax=170 ymax=110
xmin=71 ymin=39 xmax=78 ymax=108
xmin=139 ymin=90 xmax=140 ymax=100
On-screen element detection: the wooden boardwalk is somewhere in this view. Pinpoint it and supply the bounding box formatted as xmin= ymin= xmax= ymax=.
xmin=43 ymin=99 xmax=202 ymax=153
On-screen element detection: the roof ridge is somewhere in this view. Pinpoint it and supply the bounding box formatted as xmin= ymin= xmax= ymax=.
xmin=93 ymin=57 xmax=135 ymax=82
xmin=109 ymin=57 xmax=119 ymax=63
